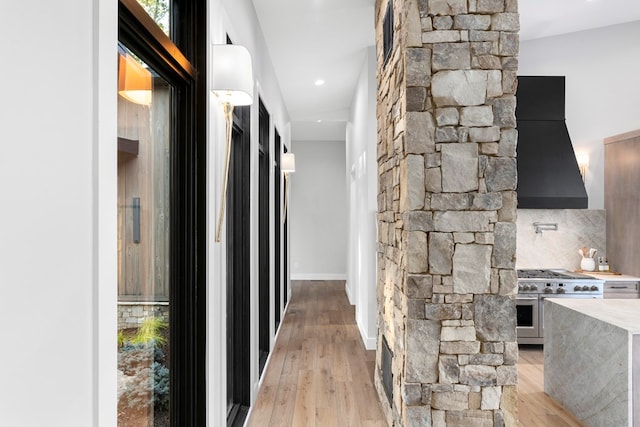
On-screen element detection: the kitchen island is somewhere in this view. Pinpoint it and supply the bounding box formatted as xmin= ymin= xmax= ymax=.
xmin=544 ymin=299 xmax=640 ymax=426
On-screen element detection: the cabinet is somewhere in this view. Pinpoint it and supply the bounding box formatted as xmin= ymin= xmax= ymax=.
xmin=604 ymin=281 xmax=639 ymax=299
xmin=585 ymin=272 xmax=640 ymax=299
xmin=604 ymin=130 xmax=640 ymax=277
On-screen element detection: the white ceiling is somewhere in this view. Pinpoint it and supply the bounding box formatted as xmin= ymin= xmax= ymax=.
xmin=251 ymin=0 xmax=640 ymax=141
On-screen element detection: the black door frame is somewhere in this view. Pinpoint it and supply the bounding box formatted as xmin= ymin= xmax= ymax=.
xmin=258 ymin=99 xmax=271 ymax=375
xmin=118 ymin=0 xmax=207 ymax=425
xmin=273 ymin=130 xmax=282 ymax=329
xmin=226 ymin=103 xmax=252 ymax=426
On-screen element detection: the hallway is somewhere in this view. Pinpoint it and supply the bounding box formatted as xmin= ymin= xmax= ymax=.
xmin=248 ymin=281 xmax=585 ymax=427
xmin=247 ymin=280 xmax=386 ymax=426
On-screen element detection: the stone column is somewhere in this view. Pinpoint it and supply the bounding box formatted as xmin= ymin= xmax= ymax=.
xmin=374 ymin=0 xmax=519 ymax=425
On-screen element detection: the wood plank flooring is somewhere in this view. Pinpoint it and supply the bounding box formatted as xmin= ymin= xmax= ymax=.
xmin=518 ymin=346 xmax=583 ymax=427
xmin=247 ymin=280 xmax=583 ymax=427
xmin=247 ymin=280 xmax=386 ymax=427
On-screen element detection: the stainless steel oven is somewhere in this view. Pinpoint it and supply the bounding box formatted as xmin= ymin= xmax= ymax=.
xmin=516 ymin=269 xmax=604 ymax=344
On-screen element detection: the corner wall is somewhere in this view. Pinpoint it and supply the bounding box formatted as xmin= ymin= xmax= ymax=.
xmin=347 ymin=46 xmax=379 ymax=349
xmin=374 ymin=0 xmax=519 ymax=425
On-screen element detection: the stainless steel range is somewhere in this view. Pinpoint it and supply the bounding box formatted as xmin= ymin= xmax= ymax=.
xmin=516 ymin=269 xmax=604 ymax=344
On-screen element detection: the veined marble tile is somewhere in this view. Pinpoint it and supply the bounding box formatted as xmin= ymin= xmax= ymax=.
xmin=516 ymin=209 xmax=606 ymax=270
xmin=544 ymin=299 xmax=637 ymax=426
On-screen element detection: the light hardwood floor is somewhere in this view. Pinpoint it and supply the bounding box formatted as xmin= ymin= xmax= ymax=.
xmin=247 ymin=280 xmax=583 ymax=427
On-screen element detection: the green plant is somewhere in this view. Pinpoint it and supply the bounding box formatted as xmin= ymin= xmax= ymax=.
xmin=131 ymin=316 xmax=167 ymax=346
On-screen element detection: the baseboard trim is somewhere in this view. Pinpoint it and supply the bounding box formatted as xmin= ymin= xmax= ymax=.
xmin=358 ymin=320 xmax=377 ymax=351
xmin=344 ymin=281 xmax=355 ymax=305
xmin=291 ymin=273 xmax=347 ymax=281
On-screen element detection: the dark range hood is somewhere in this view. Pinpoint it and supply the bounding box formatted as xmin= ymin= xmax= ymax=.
xmin=516 ymin=76 xmax=588 ymax=209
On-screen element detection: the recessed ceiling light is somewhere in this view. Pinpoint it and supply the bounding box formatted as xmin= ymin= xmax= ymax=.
xmin=314 ymin=79 xmax=325 ymax=86
xmin=317 ymin=119 xmax=322 ymax=123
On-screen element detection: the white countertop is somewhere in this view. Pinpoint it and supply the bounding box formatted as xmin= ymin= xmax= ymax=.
xmin=581 ymin=272 xmax=640 ymax=282
xmin=546 ymin=299 xmax=640 ymax=333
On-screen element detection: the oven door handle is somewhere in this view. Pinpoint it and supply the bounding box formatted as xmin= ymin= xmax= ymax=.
xmin=516 ymin=296 xmax=538 ymax=300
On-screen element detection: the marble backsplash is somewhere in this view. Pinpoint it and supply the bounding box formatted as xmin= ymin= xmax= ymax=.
xmin=516 ymin=209 xmax=606 ymax=271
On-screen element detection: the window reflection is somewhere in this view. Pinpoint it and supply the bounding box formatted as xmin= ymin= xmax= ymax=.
xmin=117 ymin=44 xmax=172 ymax=427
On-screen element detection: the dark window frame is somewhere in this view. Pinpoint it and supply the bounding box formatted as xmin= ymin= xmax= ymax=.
xmin=118 ymin=0 xmax=207 ymax=425
xmin=382 ymin=1 xmax=394 ymax=66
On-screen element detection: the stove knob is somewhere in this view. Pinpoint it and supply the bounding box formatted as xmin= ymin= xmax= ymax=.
xmin=582 ymin=285 xmax=590 ymax=291
xmin=557 ymin=288 xmax=566 ymax=294
xmin=522 ymin=284 xmax=530 ymax=291
xmin=544 ymin=287 xmax=553 ymax=294
xmin=530 ymin=284 xmax=538 ymax=291
xmin=518 ymin=285 xmax=523 ymax=292
xmin=590 ymin=285 xmax=599 ymax=291
xmin=574 ymin=285 xmax=582 ymax=291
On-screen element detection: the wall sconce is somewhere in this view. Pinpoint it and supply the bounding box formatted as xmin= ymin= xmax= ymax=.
xmin=576 ymin=152 xmax=589 ymax=183
xmin=118 ymin=52 xmax=152 ymax=106
xmin=282 ymin=153 xmax=296 ymax=223
xmin=212 ymin=44 xmax=254 ymax=242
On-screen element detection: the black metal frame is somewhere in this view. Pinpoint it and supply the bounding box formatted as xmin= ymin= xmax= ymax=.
xmin=273 ymin=130 xmax=282 ymax=329
xmin=258 ymin=99 xmax=271 ymax=375
xmin=382 ymin=1 xmax=394 ymax=66
xmin=118 ymin=0 xmax=207 ymax=425
xmin=226 ymin=104 xmax=252 ymax=426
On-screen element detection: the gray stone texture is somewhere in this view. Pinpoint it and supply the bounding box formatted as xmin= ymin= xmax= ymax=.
xmin=425 ymin=167 xmax=443 ymax=193
xmin=446 ymin=410 xmax=494 ymax=427
xmin=493 ymin=222 xmax=516 ymax=268
xmin=429 ymin=232 xmax=454 ymax=274
xmin=477 ymin=0 xmax=505 ymax=13
xmin=405 ymin=406 xmax=432 ymax=426
xmin=441 ymin=143 xmax=479 ymax=192
xmin=433 ymin=211 xmax=494 ymax=232
xmin=432 ymin=70 xmax=488 ymax=107
xmin=433 ymin=16 xmax=454 ymax=30
xmin=431 ymin=193 xmax=472 ymax=211
xmin=436 ymin=107 xmax=460 ymax=126
xmin=454 ymin=14 xmax=491 ymax=30
xmin=432 ymin=391 xmax=469 ymax=410
xmin=453 ymin=244 xmax=492 ymax=294
xmin=407 ymin=231 xmax=428 ymax=273
xmin=406 ymin=48 xmax=431 ymax=87
xmin=493 ymin=96 xmax=517 ymax=127
xmin=406 ymin=112 xmax=436 ymax=153
xmin=459 ymin=365 xmax=497 ymax=386
xmin=460 ymin=106 xmax=493 ymax=127
xmin=485 ymin=157 xmax=517 ymax=192
xmin=401 ymin=155 xmax=426 ymax=210
xmin=439 ymin=355 xmax=461 ymax=383
xmin=469 ymin=126 xmax=500 ymax=142
xmin=491 ymin=13 xmax=520 ymax=31
xmin=407 ymin=274 xmax=434 ymax=298
xmin=403 ymin=383 xmax=424 ymax=406
xmin=407 ymin=87 xmax=427 ymax=111
xmin=406 ymin=319 xmax=441 ymax=383
xmin=404 ymin=211 xmax=434 ymax=232
xmin=474 ymin=295 xmax=517 ymax=341
xmin=433 ymin=43 xmax=471 ymax=70
xmin=428 ymin=0 xmax=468 ymax=16
xmin=425 ymin=303 xmax=461 ymax=320
xmin=422 ymin=30 xmax=461 ymax=44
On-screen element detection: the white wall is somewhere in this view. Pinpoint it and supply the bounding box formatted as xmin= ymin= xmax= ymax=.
xmin=0 ymin=0 xmax=118 ymax=425
xmin=0 ymin=0 xmax=290 ymax=425
xmin=290 ymin=141 xmax=348 ymax=280
xmin=346 ymin=46 xmax=378 ymax=350
xmin=520 ymin=21 xmax=640 ymax=209
xmin=211 ymin=0 xmax=292 ymax=424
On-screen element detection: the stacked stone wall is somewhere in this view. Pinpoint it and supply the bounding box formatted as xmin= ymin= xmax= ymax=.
xmin=374 ymin=0 xmax=519 ymax=425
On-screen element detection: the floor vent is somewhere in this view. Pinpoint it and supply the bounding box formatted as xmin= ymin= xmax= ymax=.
xmin=381 ymin=335 xmax=393 ymax=405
